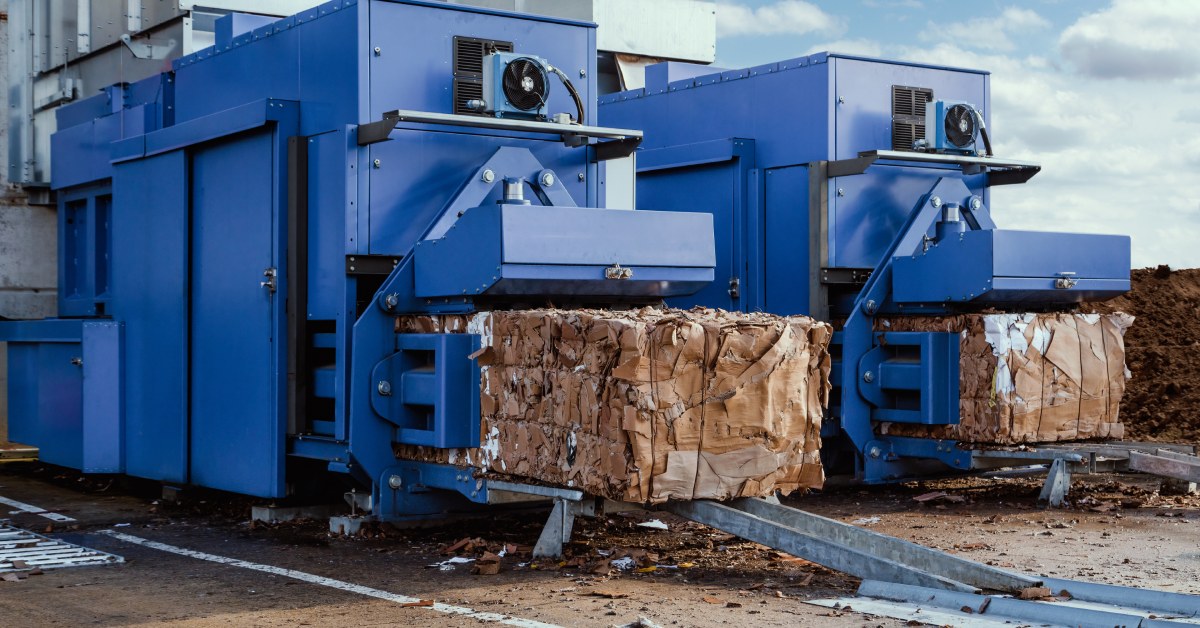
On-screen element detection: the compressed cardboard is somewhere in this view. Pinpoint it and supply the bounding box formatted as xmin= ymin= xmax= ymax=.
xmin=393 ymin=308 xmax=832 ymax=503
xmin=877 ymin=313 xmax=1133 ymax=444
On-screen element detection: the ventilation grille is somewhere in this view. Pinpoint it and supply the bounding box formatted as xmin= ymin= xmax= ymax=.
xmin=891 ymin=85 xmax=933 ymax=151
xmin=452 ymin=36 xmax=513 ymax=115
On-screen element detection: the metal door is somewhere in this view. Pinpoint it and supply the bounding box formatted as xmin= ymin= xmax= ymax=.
xmin=189 ymin=130 xmax=285 ymax=497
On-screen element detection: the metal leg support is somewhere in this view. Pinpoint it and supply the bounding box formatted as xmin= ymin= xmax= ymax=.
xmin=532 ymin=497 xmax=595 ymax=558
xmin=1038 ymin=458 xmax=1071 ymax=507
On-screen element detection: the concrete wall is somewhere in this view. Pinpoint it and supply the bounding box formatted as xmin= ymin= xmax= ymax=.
xmin=0 ymin=4 xmax=60 ymax=440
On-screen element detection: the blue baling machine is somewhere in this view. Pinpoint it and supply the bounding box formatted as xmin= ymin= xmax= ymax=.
xmin=0 ymin=0 xmax=715 ymax=521
xmin=599 ymin=54 xmax=1131 ymax=482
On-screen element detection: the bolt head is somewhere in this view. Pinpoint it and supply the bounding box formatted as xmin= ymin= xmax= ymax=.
xmin=383 ymin=293 xmax=399 ymax=309
xmin=578 ymin=173 xmax=585 ymax=181
xmin=836 ymin=188 xmax=845 ymax=197
xmin=540 ymin=172 xmax=555 ymax=187
xmin=481 ymin=169 xmax=495 ymax=183
xmin=387 ymin=475 xmax=403 ymax=489
xmin=968 ymin=195 xmax=983 ymax=211
xmin=579 ymin=69 xmax=587 ymax=78
xmin=868 ymin=447 xmax=881 ymax=459
xmin=373 ymin=158 xmax=381 ymax=168
xmin=377 ymin=380 xmax=392 ymax=396
xmin=930 ymin=196 xmax=942 ymax=208
xmin=373 ymin=46 xmax=381 ymax=55
xmin=862 ymin=371 xmax=875 ymax=383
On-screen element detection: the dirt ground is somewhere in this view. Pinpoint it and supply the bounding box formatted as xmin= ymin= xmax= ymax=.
xmin=1092 ymin=266 xmax=1200 ymax=444
xmin=1 ymin=464 xmax=1197 ymax=627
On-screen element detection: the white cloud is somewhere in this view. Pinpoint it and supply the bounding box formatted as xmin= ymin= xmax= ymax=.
xmin=920 ymin=7 xmax=1050 ymax=52
xmin=1059 ymin=0 xmax=1200 ymax=80
xmin=715 ymin=0 xmax=843 ymax=37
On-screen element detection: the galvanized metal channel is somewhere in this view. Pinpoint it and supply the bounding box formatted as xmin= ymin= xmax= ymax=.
xmin=0 ymin=525 xmax=123 ymax=572
xmin=666 ymin=498 xmax=1039 ymax=593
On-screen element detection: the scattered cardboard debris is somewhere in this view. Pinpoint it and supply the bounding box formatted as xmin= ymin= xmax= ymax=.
xmin=400 ymin=600 xmax=434 ymax=608
xmin=589 ymin=590 xmax=630 ymax=599
xmin=1018 ymin=586 xmax=1053 ymax=600
xmin=471 ymin=551 xmax=502 ymax=575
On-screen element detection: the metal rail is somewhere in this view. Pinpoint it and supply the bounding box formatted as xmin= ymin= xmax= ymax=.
xmin=827 ymin=149 xmax=1042 ymax=185
xmin=666 ymin=498 xmax=1039 ymax=594
xmin=358 ymin=109 xmax=644 ymax=156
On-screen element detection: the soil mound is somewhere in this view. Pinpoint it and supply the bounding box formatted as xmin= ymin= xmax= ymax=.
xmin=1093 ymin=266 xmax=1200 ymax=444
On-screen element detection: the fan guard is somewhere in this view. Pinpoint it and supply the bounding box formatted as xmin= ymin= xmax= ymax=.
xmin=944 ymin=104 xmax=976 ymax=147
xmin=501 ymin=58 xmax=548 ymax=111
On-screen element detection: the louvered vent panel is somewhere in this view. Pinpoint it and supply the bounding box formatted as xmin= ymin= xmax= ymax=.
xmin=891 ymin=85 xmax=933 ymax=151
xmin=452 ymin=36 xmax=514 ymax=115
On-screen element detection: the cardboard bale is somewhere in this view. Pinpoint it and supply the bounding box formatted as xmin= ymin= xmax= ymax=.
xmin=393 ymin=307 xmax=832 ymax=503
xmin=877 ymin=313 xmax=1134 ymax=444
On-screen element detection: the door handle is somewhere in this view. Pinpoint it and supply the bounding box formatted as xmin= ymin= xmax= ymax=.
xmin=261 ymin=267 xmax=277 ymax=293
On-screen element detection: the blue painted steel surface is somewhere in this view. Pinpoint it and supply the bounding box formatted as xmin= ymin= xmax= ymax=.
xmin=414 ymin=203 xmax=715 ymax=298
xmin=857 ymin=332 xmax=959 ymax=425
xmin=81 ymin=322 xmax=123 ymax=473
xmin=57 ymin=185 xmax=112 ymax=317
xmin=369 ymin=333 xmax=482 ymax=448
xmin=189 ymin=130 xmax=288 ymax=498
xmin=110 ymin=151 xmax=190 ymax=484
xmin=763 ymin=166 xmax=810 ymax=315
xmin=3 ymin=320 xmax=123 ymax=473
xmin=635 ymin=139 xmax=756 ymax=311
xmin=892 ymin=230 xmax=1131 ymax=305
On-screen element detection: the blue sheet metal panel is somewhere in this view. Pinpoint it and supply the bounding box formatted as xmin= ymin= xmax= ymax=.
xmin=499 ymin=206 xmax=714 ymax=267
xmin=366 ymin=130 xmax=587 ymax=255
xmin=297 ymin=7 xmax=359 ymax=135
xmin=413 ymin=204 xmax=714 ymax=298
xmin=763 ymin=165 xmax=811 ymax=316
xmin=307 ymin=131 xmax=352 ymax=319
xmin=57 ymin=90 xmax=111 ymax=130
xmin=830 ymin=165 xmax=984 ymax=269
xmin=110 ymin=151 xmax=189 ymax=483
xmin=601 ymin=60 xmax=830 ymax=169
xmin=831 ymin=57 xmax=989 ymax=160
xmin=189 ymin=130 xmax=286 ymax=498
xmin=991 ymin=230 xmax=1131 ymax=278
xmin=638 ymin=160 xmax=738 ymax=311
xmin=6 ymin=342 xmax=83 ymax=468
xmin=58 ymin=186 xmax=113 ymax=317
xmin=215 ymin=13 xmax=278 ymax=48
xmin=81 ymin=321 xmax=123 ymax=473
xmin=892 ymin=230 xmax=1132 ymax=304
xmin=51 ymin=114 xmax=116 ymax=189
xmin=366 ymin=1 xmax=593 ymax=121
xmin=172 ymin=23 xmax=302 ymax=124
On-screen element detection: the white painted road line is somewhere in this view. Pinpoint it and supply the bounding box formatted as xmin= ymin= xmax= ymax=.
xmin=0 ymin=495 xmax=76 ymax=522
xmin=99 ymin=530 xmax=562 ymax=628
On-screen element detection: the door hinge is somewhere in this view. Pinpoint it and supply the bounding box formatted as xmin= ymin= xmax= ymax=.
xmin=728 ymin=276 xmax=741 ymax=299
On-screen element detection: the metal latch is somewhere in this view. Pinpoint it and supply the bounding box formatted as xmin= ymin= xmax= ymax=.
xmin=1054 ymin=272 xmax=1077 ymax=289
xmin=728 ymin=277 xmax=741 ymax=299
xmin=605 ymin=264 xmax=633 ymax=280
xmin=260 ymin=267 xmax=278 ymax=293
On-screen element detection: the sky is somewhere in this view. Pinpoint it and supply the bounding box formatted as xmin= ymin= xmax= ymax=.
xmin=711 ymin=0 xmax=1200 ymax=268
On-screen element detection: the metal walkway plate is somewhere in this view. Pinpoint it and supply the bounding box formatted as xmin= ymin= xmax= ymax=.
xmin=0 ymin=524 xmax=123 ymax=572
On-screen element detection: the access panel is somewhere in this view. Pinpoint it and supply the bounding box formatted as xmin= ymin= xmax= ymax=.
xmin=189 ymin=130 xmax=286 ymax=498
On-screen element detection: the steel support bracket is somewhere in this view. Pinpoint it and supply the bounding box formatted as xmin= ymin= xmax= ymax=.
xmin=1038 ymin=458 xmax=1071 ymax=507
xmin=120 ymin=34 xmax=178 ymax=60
